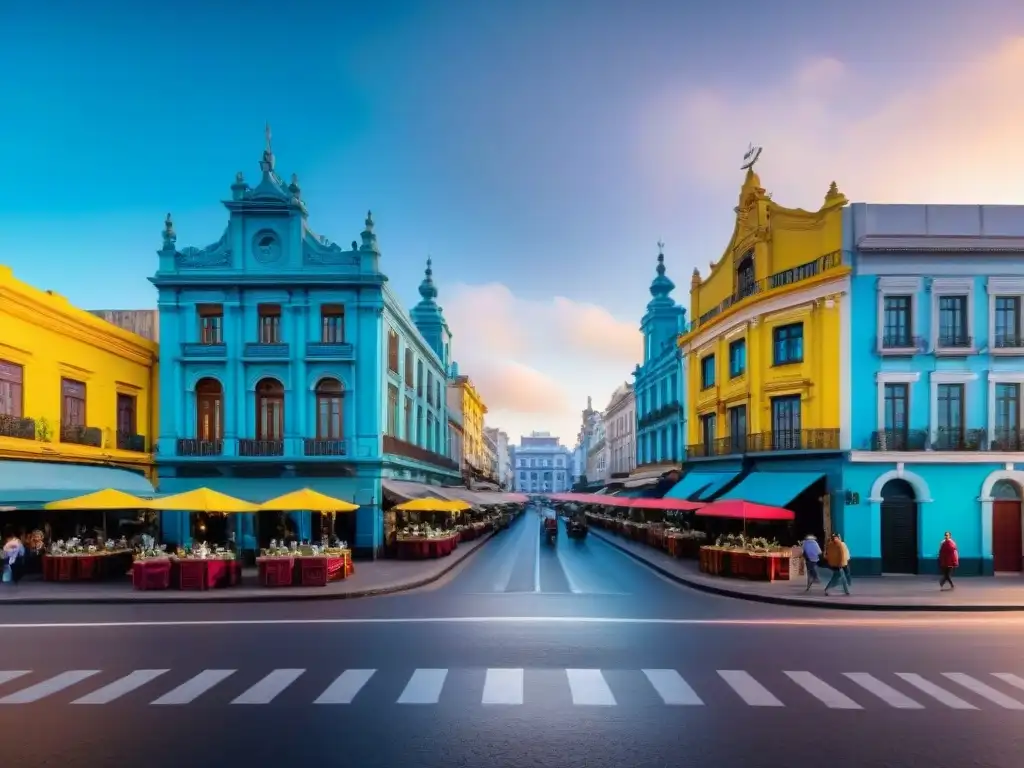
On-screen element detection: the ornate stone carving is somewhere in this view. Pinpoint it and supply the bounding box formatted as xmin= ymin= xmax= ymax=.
xmin=175 ymin=230 xmax=231 ymax=268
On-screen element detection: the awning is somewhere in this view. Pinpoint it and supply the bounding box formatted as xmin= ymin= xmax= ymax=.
xmin=0 ymin=460 xmax=155 ymax=509
xmin=696 ymin=500 xmax=795 ymax=521
xmin=622 ymin=465 xmax=677 ymax=488
xmin=716 ymin=472 xmax=824 ymax=507
xmin=382 ymin=480 xmax=444 ymax=503
xmin=664 ymin=471 xmax=737 ymax=502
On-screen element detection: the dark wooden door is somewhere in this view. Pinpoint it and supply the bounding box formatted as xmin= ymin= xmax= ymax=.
xmin=881 ymin=500 xmax=918 ymax=574
xmin=993 ymin=500 xmax=1023 ymax=572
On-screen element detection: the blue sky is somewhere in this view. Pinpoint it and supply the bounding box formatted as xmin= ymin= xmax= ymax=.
xmin=1 ymin=0 xmax=1022 ymax=443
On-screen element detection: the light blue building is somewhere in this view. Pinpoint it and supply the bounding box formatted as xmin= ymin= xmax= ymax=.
xmin=152 ymin=133 xmax=459 ymax=559
xmin=841 ymin=203 xmax=1024 ymax=576
xmin=631 ymin=245 xmax=686 ymax=477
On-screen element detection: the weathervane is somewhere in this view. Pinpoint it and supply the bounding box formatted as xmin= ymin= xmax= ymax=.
xmin=657 ymin=240 xmax=665 ymax=253
xmin=741 ymin=143 xmax=762 ymax=170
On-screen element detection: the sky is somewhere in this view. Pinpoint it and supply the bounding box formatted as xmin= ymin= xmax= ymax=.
xmin=1 ymin=0 xmax=1022 ymax=446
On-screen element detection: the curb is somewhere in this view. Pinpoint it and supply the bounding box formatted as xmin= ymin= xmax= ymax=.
xmin=590 ymin=528 xmax=1024 ymax=613
xmin=0 ymin=529 xmax=500 ymax=606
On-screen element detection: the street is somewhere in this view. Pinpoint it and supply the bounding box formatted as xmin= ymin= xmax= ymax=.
xmin=2 ymin=511 xmax=1024 ymax=768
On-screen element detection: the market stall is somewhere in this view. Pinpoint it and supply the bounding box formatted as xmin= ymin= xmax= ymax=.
xmin=392 ymin=497 xmax=468 ymax=559
xmin=695 ymin=500 xmax=795 ymax=582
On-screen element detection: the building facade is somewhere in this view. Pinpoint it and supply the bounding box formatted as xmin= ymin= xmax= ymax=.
xmin=673 ymin=165 xmax=849 ymax=536
xmin=841 ymin=203 xmax=1024 ymax=576
xmin=0 ymin=266 xmax=157 ymax=508
xmin=448 ymin=370 xmax=488 ymax=479
xmin=633 ymin=246 xmax=686 ymax=482
xmin=585 ymin=413 xmax=608 ymax=485
xmin=484 ymin=426 xmax=512 ymax=489
xmin=513 ymin=432 xmax=572 ymax=493
xmin=604 ymin=383 xmax=636 ymax=479
xmin=447 ymin=407 xmax=464 ymax=470
xmin=152 ymin=135 xmax=458 ymax=558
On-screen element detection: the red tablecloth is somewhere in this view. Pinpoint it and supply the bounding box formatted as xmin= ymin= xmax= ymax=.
xmin=395 ymin=534 xmax=458 ymax=560
xmin=256 ymin=554 xmax=352 ymax=587
xmin=43 ymin=551 xmax=134 ymax=582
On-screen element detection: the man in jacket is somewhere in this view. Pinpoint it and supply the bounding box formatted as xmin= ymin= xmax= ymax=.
xmin=823 ymin=533 xmax=851 ymax=596
xmin=801 ymin=534 xmax=822 ymax=592
xmin=939 ymin=531 xmax=959 ymax=590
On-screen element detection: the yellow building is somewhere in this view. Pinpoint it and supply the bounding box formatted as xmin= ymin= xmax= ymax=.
xmin=449 ymin=374 xmax=488 ymax=474
xmin=0 ymin=266 xmax=159 ymax=508
xmin=672 ymin=162 xmax=850 ymax=516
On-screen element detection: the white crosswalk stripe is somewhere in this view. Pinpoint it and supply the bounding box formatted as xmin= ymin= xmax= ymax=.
xmin=0 ymin=667 xmax=1022 ymax=710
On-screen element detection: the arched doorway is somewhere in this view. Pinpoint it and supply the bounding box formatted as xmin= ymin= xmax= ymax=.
xmin=194 ymin=378 xmax=223 ymax=445
xmin=992 ymin=480 xmax=1023 ymax=572
xmin=881 ymin=479 xmax=918 ymax=574
xmin=255 ymin=378 xmax=285 ymax=443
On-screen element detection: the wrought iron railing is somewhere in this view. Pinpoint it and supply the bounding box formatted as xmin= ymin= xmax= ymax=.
xmin=176 ymin=438 xmax=223 ymax=456
xmin=304 ymin=438 xmax=347 ymax=456
xmin=60 ymin=425 xmax=103 ymax=447
xmin=0 ymin=415 xmax=36 ymax=440
xmin=239 ymin=439 xmax=285 ymax=457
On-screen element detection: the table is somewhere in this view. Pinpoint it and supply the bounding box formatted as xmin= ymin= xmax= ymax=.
xmin=131 ymin=558 xmax=240 ymax=590
xmin=395 ymin=534 xmax=459 ymax=559
xmin=43 ymin=551 xmax=134 ymax=582
xmin=256 ymin=553 xmax=353 ymax=587
xmin=698 ymin=546 xmax=791 ymax=581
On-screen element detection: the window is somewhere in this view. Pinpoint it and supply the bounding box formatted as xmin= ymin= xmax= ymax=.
xmin=770 ymin=395 xmax=801 ymax=449
xmin=700 ymin=355 xmax=715 ymax=390
xmin=386 ymin=384 xmax=399 ymax=436
xmin=255 ymin=378 xmax=284 ymax=441
xmin=995 ymin=384 xmax=1020 ymax=447
xmin=61 ymin=379 xmax=86 ymax=427
xmin=416 ymin=361 xmax=424 ymax=396
xmin=736 ymin=252 xmax=756 ymax=299
xmin=882 ymin=296 xmax=912 ymax=347
xmin=387 ymin=329 xmax=399 ymax=373
xmin=321 ymin=305 xmax=345 ymax=343
xmin=994 ymin=297 xmax=1022 ymax=348
xmin=427 ymin=413 xmax=436 ymax=451
xmin=416 ymin=405 xmax=423 ymax=445
xmin=936 ymin=383 xmax=964 ymax=448
xmin=938 ymin=296 xmax=969 ymax=347
xmin=404 ymin=349 xmax=414 ymax=387
xmin=404 ymin=397 xmax=413 ymax=440
xmin=772 ymin=323 xmax=803 ymax=365
xmin=426 ymin=372 xmax=434 ymax=406
xmin=257 ymin=304 xmax=281 ymax=344
xmin=0 ymin=360 xmax=23 ymax=417
xmin=728 ymin=339 xmax=746 ymax=378
xmin=728 ymin=405 xmax=746 ymax=451
xmin=883 ymin=383 xmax=908 ymax=448
xmin=436 ymin=380 xmax=441 ymax=408
xmin=116 ymin=393 xmax=137 ymax=436
xmin=195 ymin=378 xmax=223 ymax=440
xmin=315 ymin=378 xmax=344 ymax=439
xmin=699 ymin=413 xmax=716 ymax=451
xmin=198 ymin=305 xmax=223 ymax=344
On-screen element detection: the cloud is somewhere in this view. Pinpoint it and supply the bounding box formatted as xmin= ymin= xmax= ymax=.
xmin=442 ymin=282 xmax=643 ymax=442
xmin=637 ymin=36 xmax=1024 ymax=207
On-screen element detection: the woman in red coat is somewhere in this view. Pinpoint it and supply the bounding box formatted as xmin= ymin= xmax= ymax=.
xmin=939 ymin=531 xmax=959 ymax=590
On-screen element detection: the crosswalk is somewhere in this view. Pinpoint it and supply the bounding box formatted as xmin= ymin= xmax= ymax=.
xmin=2 ymin=667 xmax=1024 ymax=710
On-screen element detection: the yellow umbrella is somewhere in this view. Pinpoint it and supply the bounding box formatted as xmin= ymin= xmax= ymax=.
xmin=149 ymin=488 xmax=259 ymax=513
xmin=257 ymin=488 xmax=359 ymax=512
xmin=395 ymin=497 xmax=468 ymax=513
xmin=45 ymin=489 xmax=154 ymax=510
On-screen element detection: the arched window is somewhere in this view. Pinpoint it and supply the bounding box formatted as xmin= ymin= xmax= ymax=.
xmin=256 ymin=378 xmax=284 ymax=441
xmin=195 ymin=378 xmax=223 ymax=441
xmin=315 ymin=378 xmax=344 ymax=439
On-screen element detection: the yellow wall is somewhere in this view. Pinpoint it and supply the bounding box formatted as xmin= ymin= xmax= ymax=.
xmin=0 ymin=266 xmax=159 ymax=478
xmin=454 ymin=377 xmax=487 ymax=467
xmin=681 ymin=170 xmax=849 ymax=448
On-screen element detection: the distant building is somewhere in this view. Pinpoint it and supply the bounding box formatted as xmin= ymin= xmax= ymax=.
xmin=604 ymin=383 xmax=635 ymax=478
xmin=513 ymin=431 xmax=572 ymax=493
xmin=89 ymin=310 xmax=160 ymax=342
xmin=585 ymin=413 xmax=608 ymax=485
xmin=484 ymin=426 xmax=512 ymax=489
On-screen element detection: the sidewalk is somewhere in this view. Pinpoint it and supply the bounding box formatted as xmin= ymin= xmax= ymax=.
xmin=0 ymin=533 xmax=494 ymax=605
xmin=591 ymin=528 xmax=1024 ymax=611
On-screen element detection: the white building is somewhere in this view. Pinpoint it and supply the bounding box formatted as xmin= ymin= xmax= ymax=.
xmin=585 ymin=414 xmax=609 ymax=485
xmin=604 ymin=383 xmax=636 ymax=478
xmin=513 ymin=432 xmax=572 ymax=493
xmin=481 ymin=429 xmax=498 ymax=483
xmin=484 ymin=426 xmax=512 ymax=490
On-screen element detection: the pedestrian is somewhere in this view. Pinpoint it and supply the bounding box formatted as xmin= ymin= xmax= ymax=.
xmin=823 ymin=533 xmax=851 ymax=596
xmin=939 ymin=531 xmax=959 ymax=590
xmin=801 ymin=534 xmax=822 ymax=592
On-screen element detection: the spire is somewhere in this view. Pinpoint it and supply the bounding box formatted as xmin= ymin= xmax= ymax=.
xmin=648 ymin=241 xmax=675 ymax=300
xmin=260 ymin=122 xmax=275 ymax=173
xmin=418 ymin=257 xmax=438 ymax=302
xmin=162 ymin=213 xmax=176 ymax=250
xmin=360 ymin=210 xmax=379 ymax=252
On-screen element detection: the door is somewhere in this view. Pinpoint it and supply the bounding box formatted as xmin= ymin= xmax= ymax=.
xmin=880 ymin=479 xmax=918 ymax=574
xmin=993 ymin=500 xmax=1023 ymax=572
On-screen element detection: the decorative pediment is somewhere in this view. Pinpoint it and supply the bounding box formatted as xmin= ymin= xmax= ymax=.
xmin=175 ymin=230 xmax=232 ymax=269
xmin=302 ymin=227 xmax=359 ymax=267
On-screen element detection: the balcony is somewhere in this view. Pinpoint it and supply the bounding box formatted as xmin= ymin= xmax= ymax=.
xmin=935 ymin=334 xmax=973 ymax=356
xmin=0 ymin=415 xmax=36 ymax=441
xmin=868 ymin=427 xmax=996 ymax=452
xmin=305 ymin=342 xmax=355 ymax=361
xmin=870 ymin=429 xmax=929 ymax=452
xmin=181 ymin=342 xmax=227 ymax=359
xmin=991 ymin=429 xmax=1024 ymax=451
xmin=639 ymin=402 xmax=682 ymax=429
xmin=176 ymin=438 xmax=223 ymax=456
xmin=687 ymin=429 xmax=841 ymax=458
xmin=304 ymin=438 xmax=347 ymax=457
xmin=932 ymin=427 xmax=986 ymax=451
xmin=60 ymin=425 xmax=103 ymax=448
xmin=993 ymin=333 xmax=1024 ymax=355
xmin=877 ymin=333 xmax=927 ymax=356
xmin=383 ymin=435 xmax=458 ymax=471
xmin=238 ymin=439 xmax=285 ymax=457
xmin=116 ymin=431 xmax=147 ymax=452
xmin=691 ymin=250 xmax=843 ymax=332
xmin=243 ymin=343 xmax=290 ymax=360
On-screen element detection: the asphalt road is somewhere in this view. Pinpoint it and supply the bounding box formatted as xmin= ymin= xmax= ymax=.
xmin=2 ymin=509 xmax=1023 ymax=768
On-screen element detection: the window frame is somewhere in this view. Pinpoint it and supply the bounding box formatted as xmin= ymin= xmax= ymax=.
xmin=0 ymin=360 xmax=24 ymax=418
xmin=771 ymin=323 xmax=804 ymax=366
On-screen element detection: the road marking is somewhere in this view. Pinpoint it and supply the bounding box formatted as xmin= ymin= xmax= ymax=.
xmin=534 ymin=523 xmax=541 ymax=593
xmin=642 ymin=669 xmax=703 ymax=705
xmin=0 ymin=671 xmax=29 ymax=687
xmin=555 ymin=543 xmax=583 ymax=594
xmin=566 ymin=669 xmax=616 ymax=706
xmin=843 ymin=673 xmax=923 ymax=709
xmin=72 ymin=669 xmax=169 ymax=705
xmin=397 ymin=669 xmax=448 ymax=704
xmin=785 ymin=671 xmax=861 ymax=709
xmin=895 ymin=673 xmax=976 ymax=709
xmin=718 ymin=670 xmax=784 ymax=707
xmin=942 ymin=673 xmax=1024 ymax=709
xmin=0 ymin=670 xmax=100 ymax=704
xmin=992 ymin=672 xmax=1024 ymax=692
xmin=151 ymin=669 xmax=236 ymax=705
xmin=482 ymin=668 xmax=524 ymax=705
xmin=231 ymin=669 xmax=305 ymax=705
xmin=313 ymin=669 xmax=375 ymax=704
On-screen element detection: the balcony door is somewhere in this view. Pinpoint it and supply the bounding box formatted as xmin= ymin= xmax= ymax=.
xmin=195 ymin=378 xmax=223 ymax=442
xmin=315 ymin=378 xmax=344 ymax=440
xmin=770 ymin=396 xmax=801 ymax=450
xmin=256 ymin=378 xmax=285 ymax=442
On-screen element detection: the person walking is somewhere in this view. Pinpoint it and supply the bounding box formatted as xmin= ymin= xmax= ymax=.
xmin=801 ymin=534 xmax=822 ymax=592
xmin=823 ymin=533 xmax=851 ymax=596
xmin=939 ymin=531 xmax=959 ymax=590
